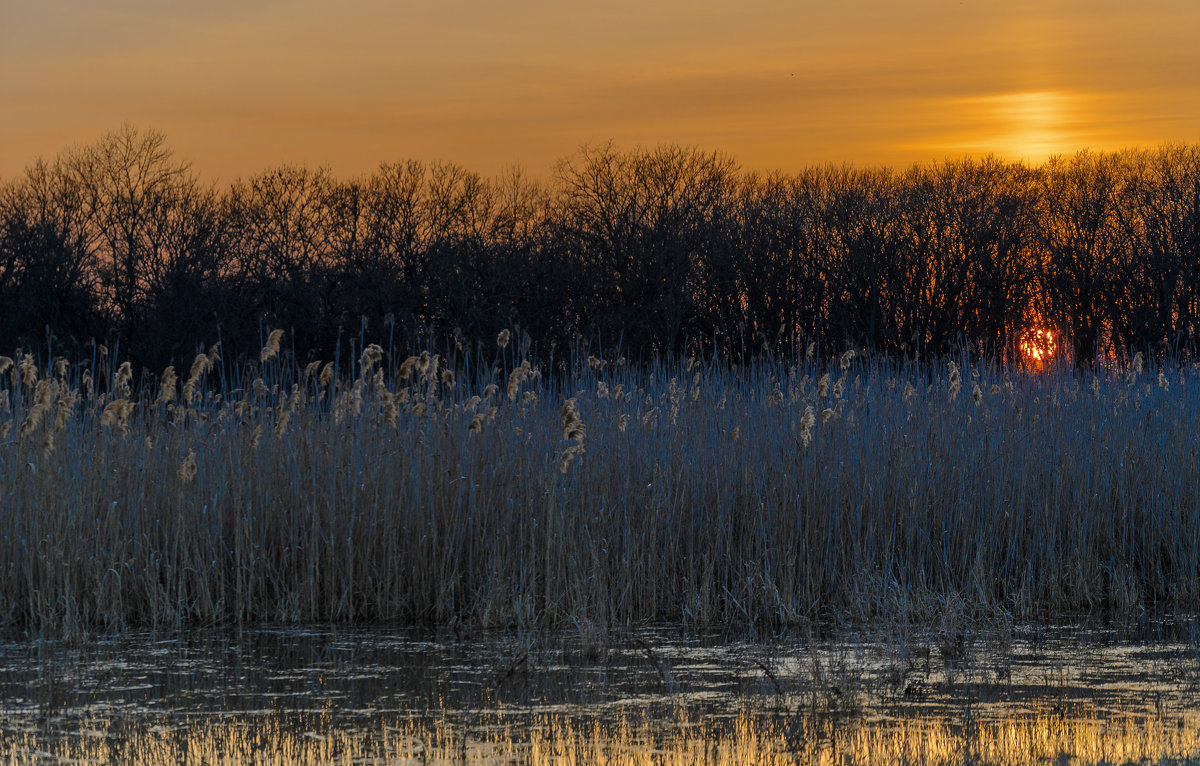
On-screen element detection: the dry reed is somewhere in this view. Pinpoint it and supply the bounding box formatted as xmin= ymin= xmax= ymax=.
xmin=1 ymin=706 xmax=1197 ymax=766
xmin=2 ymin=343 xmax=1200 ymax=637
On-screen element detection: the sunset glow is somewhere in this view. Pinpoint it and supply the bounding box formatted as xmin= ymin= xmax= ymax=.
xmin=2 ymin=1 xmax=1199 ymax=180
xmin=1021 ymin=329 xmax=1057 ymax=365
xmin=940 ymin=90 xmax=1091 ymax=162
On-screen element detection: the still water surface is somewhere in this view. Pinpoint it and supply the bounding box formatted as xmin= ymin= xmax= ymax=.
xmin=3 ymin=623 xmax=1200 ymax=764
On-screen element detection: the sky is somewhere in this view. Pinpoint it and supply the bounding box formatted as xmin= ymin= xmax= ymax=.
xmin=2 ymin=0 xmax=1199 ymax=182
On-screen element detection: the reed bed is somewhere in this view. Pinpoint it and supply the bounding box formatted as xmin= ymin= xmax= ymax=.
xmin=3 ymin=706 xmax=1199 ymax=765
xmin=1 ymin=336 xmax=1199 ymax=637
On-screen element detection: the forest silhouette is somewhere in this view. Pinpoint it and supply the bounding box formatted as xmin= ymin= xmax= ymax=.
xmin=2 ymin=126 xmax=1198 ymax=370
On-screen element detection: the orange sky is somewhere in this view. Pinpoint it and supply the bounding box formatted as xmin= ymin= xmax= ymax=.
xmin=2 ymin=0 xmax=1198 ymax=182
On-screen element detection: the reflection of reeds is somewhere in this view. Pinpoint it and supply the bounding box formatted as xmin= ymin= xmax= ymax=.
xmin=2 ymin=706 xmax=1197 ymax=766
xmin=1 ymin=345 xmax=1199 ymax=635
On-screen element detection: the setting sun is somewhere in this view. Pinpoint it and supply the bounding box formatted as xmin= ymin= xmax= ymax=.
xmin=1021 ymin=328 xmax=1057 ymax=365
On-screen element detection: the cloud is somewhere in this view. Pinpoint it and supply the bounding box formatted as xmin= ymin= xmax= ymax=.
xmin=2 ymin=0 xmax=1199 ymax=180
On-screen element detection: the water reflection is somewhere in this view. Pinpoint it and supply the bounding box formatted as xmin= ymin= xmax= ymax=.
xmin=2 ymin=624 xmax=1199 ymax=764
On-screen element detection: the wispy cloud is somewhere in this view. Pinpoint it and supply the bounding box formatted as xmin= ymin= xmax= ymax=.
xmin=2 ymin=0 xmax=1198 ymax=179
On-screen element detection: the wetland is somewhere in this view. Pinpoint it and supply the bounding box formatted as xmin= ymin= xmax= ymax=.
xmin=5 ymin=342 xmax=1200 ymax=763
xmin=6 ymin=622 xmax=1200 ymax=764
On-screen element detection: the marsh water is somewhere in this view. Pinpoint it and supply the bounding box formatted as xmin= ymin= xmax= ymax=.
xmin=4 ymin=622 xmax=1200 ymax=764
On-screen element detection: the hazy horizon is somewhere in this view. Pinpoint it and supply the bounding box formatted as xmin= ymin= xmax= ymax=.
xmin=3 ymin=0 xmax=1199 ymax=182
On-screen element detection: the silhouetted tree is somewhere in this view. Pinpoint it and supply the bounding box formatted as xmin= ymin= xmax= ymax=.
xmin=0 ymin=160 xmax=103 ymax=353
xmin=553 ymin=143 xmax=736 ymax=356
xmin=888 ymin=158 xmax=1036 ymax=358
xmin=63 ymin=126 xmax=195 ymax=360
xmin=1109 ymin=146 xmax=1200 ymax=358
xmin=1037 ymin=151 xmax=1126 ymax=366
xmin=6 ymin=129 xmax=1200 ymax=372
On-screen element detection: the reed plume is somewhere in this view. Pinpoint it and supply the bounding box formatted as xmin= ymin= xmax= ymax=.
xmin=260 ymin=329 xmax=284 ymax=362
xmin=20 ymin=354 xmax=37 ymax=388
xmin=360 ymin=343 xmax=384 ymax=376
xmin=558 ymin=442 xmax=585 ymax=473
xmin=496 ymin=329 xmax=511 ymax=349
xmin=800 ymin=405 xmax=815 ymax=447
xmin=18 ymin=380 xmax=52 ymax=438
xmin=302 ymin=360 xmax=322 ymax=383
xmin=508 ymin=361 xmax=533 ymax=402
xmin=382 ymin=391 xmax=398 ymax=427
xmin=398 ymin=356 xmax=419 ymax=382
xmin=156 ymin=366 xmax=178 ymax=407
xmin=100 ymin=398 xmax=135 ymax=435
xmin=53 ymin=391 xmax=76 ymax=432
xmin=178 ymin=449 xmax=198 ymax=483
xmin=114 ymin=361 xmax=133 ymax=398
xmin=560 ymin=397 xmax=585 ymax=442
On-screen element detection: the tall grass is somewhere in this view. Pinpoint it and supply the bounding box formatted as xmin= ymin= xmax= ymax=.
xmin=1 ymin=338 xmax=1198 ymax=636
xmin=4 ymin=707 xmax=1199 ymax=766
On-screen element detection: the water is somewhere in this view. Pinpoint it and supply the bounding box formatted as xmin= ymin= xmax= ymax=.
xmin=3 ymin=622 xmax=1200 ymax=764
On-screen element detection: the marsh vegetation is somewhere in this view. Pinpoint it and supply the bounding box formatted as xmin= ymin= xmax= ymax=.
xmin=5 ymin=625 xmax=1200 ymax=765
xmin=1 ymin=334 xmax=1197 ymax=637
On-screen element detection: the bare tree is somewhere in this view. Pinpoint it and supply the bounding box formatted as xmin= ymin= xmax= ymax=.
xmin=1036 ymin=151 xmax=1126 ymax=366
xmin=0 ymin=159 xmax=104 ymax=352
xmin=887 ymin=158 xmax=1036 ymax=358
xmin=1110 ymin=146 xmax=1200 ymax=358
xmin=64 ymin=126 xmax=194 ymax=354
xmin=553 ymin=143 xmax=737 ymax=356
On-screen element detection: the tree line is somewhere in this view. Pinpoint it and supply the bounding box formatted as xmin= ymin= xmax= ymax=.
xmin=2 ymin=126 xmax=1199 ymax=370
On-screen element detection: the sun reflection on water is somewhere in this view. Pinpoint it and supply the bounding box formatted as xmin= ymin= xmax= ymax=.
xmin=5 ymin=628 xmax=1200 ymax=765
